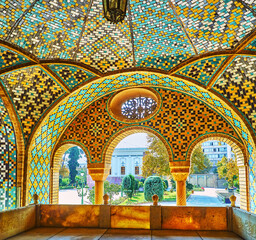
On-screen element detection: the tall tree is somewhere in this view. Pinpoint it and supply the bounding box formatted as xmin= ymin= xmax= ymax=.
xmin=190 ymin=146 xmax=212 ymax=174
xmin=67 ymin=147 xmax=81 ymax=184
xmin=217 ymin=156 xmax=239 ymax=188
xmin=142 ymin=134 xmax=170 ymax=178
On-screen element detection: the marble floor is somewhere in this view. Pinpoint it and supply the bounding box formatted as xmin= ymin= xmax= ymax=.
xmin=7 ymin=228 xmax=243 ymax=240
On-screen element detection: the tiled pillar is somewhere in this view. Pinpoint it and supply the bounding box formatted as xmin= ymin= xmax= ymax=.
xmin=88 ymin=167 xmax=109 ymax=205
xmin=170 ymin=163 xmax=190 ymax=206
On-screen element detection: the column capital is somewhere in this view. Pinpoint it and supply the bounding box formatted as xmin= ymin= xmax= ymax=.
xmin=88 ymin=167 xmax=110 ymax=181
xmin=170 ymin=165 xmax=190 ymax=182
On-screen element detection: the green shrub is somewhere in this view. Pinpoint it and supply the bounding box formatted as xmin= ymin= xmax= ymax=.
xmin=60 ymin=177 xmax=69 ymax=186
xmin=164 ymin=180 xmax=169 ymax=189
xmin=162 ymin=180 xmax=167 ymax=191
xmin=122 ymin=175 xmax=131 ymax=189
xmin=171 ymin=179 xmax=176 ymax=190
xmin=138 ymin=182 xmax=144 ymax=189
xmin=122 ymin=175 xmax=135 ymax=198
xmin=186 ymin=181 xmax=194 ymax=192
xmin=144 ymin=176 xmax=164 ymax=201
xmin=134 ymin=179 xmax=139 ymax=192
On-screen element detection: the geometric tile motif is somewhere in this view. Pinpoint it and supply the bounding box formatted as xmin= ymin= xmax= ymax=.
xmin=0 ymin=0 xmax=33 ymax=37
xmin=6 ymin=0 xmax=90 ymax=59
xmin=245 ymin=39 xmax=256 ymax=51
xmin=243 ymin=0 xmax=256 ymax=11
xmin=48 ymin=65 xmax=97 ymax=90
xmin=28 ymin=72 xmax=253 ymax=205
xmin=174 ymin=0 xmax=256 ymax=53
xmin=0 ymin=97 xmax=17 ymax=212
xmin=0 ymin=67 xmax=65 ymax=144
xmin=214 ymin=56 xmax=256 ymax=130
xmin=0 ymin=46 xmax=29 ymax=71
xmin=77 ymin=0 xmax=133 ymax=73
xmin=62 ymin=89 xmax=239 ymax=163
xmin=176 ymin=56 xmax=227 ymax=85
xmin=130 ymin=0 xmax=195 ymax=70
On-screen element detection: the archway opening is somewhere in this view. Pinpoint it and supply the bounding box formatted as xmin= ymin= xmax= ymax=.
xmin=100 ymin=128 xmax=173 ymax=205
xmin=51 ymin=143 xmax=89 ymax=204
xmin=187 ymin=135 xmax=248 ymax=210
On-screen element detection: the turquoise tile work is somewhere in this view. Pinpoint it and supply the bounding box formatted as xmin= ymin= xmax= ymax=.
xmin=77 ymin=0 xmax=133 ymax=72
xmin=0 ymin=0 xmax=34 ymax=37
xmin=0 ymin=97 xmax=17 ymax=211
xmin=0 ymin=46 xmax=29 ymax=70
xmin=27 ymin=72 xmax=255 ymax=212
xmin=173 ymin=0 xmax=256 ymax=53
xmin=176 ymin=56 xmax=227 ymax=85
xmin=49 ymin=65 xmax=97 ymax=90
xmin=5 ymin=0 xmax=90 ymax=59
xmin=130 ymin=0 xmax=195 ymax=70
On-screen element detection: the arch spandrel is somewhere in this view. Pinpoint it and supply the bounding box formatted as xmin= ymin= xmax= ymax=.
xmin=60 ymin=88 xmax=239 ymax=164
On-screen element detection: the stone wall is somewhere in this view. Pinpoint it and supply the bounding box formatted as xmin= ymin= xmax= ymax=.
xmin=232 ymin=207 xmax=256 ymax=240
xmin=3 ymin=205 xmax=256 ymax=239
xmin=0 ymin=205 xmax=36 ymax=240
xmin=188 ymin=174 xmax=226 ymax=188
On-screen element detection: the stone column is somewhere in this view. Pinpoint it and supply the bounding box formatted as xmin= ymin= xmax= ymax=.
xmin=95 ymin=180 xmax=104 ymax=205
xmin=88 ymin=167 xmax=109 ymax=205
xmin=170 ymin=163 xmax=190 ymax=206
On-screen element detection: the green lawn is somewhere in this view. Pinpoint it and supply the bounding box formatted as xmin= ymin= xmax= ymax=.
xmin=119 ymin=191 xmax=177 ymax=205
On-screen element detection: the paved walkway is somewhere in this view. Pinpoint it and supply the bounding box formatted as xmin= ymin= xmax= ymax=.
xmin=59 ymin=188 xmax=239 ymax=207
xmin=187 ymin=188 xmax=228 ymax=206
xmin=9 ymin=228 xmax=243 ymax=240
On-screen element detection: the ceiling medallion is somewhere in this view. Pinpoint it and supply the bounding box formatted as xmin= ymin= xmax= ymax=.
xmin=102 ymin=0 xmax=128 ymax=23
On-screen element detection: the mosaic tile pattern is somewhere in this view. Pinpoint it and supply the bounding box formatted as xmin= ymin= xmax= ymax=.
xmin=243 ymin=0 xmax=256 ymax=11
xmin=214 ymin=56 xmax=256 ymax=212
xmin=130 ymin=0 xmax=195 ymax=70
xmin=49 ymin=65 xmax=97 ymax=90
xmin=245 ymin=38 xmax=256 ymax=51
xmin=0 ymin=46 xmax=29 ymax=71
xmin=173 ymin=0 xmax=256 ymax=53
xmin=77 ymin=0 xmax=133 ymax=73
xmin=214 ymin=56 xmax=256 ymax=130
xmin=27 ymin=72 xmax=253 ymax=205
xmin=62 ymin=89 xmax=239 ymax=164
xmin=0 ymin=97 xmax=17 ymax=211
xmin=0 ymin=0 xmax=34 ymax=37
xmin=6 ymin=0 xmax=90 ymax=59
xmin=0 ymin=67 xmax=65 ymax=144
xmin=176 ymin=56 xmax=227 ymax=85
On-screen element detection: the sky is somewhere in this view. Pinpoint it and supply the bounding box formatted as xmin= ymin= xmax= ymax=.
xmin=116 ymin=133 xmax=149 ymax=148
xmin=76 ymin=133 xmax=149 ymax=164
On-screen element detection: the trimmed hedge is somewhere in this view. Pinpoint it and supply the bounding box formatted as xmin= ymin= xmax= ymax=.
xmin=144 ymin=176 xmax=164 ymax=201
xmin=122 ymin=174 xmax=135 ymax=198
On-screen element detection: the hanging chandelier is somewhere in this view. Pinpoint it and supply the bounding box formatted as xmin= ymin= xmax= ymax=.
xmin=102 ymin=0 xmax=128 ymax=23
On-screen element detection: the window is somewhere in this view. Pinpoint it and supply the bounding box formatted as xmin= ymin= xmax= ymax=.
xmin=135 ymin=166 xmax=139 ymax=175
xmin=109 ymin=168 xmax=111 ymax=175
xmin=121 ymin=97 xmax=157 ymax=120
xmin=121 ymin=166 xmax=125 ymax=175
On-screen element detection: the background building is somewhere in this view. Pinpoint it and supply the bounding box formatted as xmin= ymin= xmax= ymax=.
xmin=87 ymin=147 xmax=147 ymax=187
xmin=202 ymin=141 xmax=235 ymax=168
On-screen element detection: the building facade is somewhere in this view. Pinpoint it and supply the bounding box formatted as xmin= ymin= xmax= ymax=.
xmin=202 ymin=141 xmax=235 ymax=167
xmin=87 ymin=147 xmax=146 ymax=187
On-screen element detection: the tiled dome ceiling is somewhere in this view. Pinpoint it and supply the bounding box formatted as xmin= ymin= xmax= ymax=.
xmin=1 ymin=0 xmax=256 ymax=73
